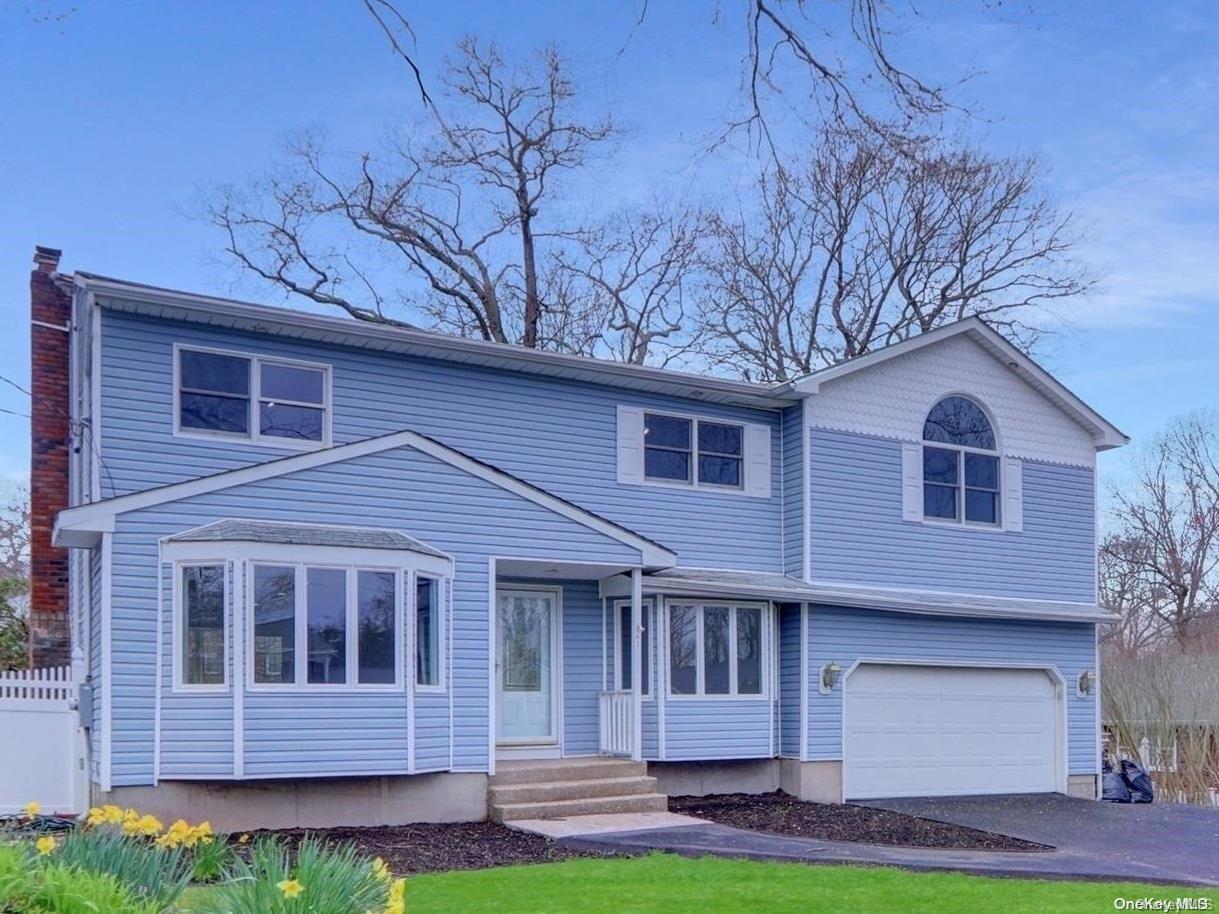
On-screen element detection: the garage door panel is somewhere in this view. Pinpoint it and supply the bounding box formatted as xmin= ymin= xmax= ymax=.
xmin=844 ymin=664 xmax=1060 ymax=799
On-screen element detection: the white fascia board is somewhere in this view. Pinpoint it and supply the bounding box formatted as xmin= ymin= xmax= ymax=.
xmin=784 ymin=318 xmax=1128 ymax=450
xmin=52 ymin=429 xmax=677 ymax=567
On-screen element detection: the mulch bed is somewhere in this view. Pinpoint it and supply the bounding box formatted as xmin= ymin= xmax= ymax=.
xmin=254 ymin=822 xmax=622 ymax=875
xmin=669 ymin=792 xmax=1049 ymax=851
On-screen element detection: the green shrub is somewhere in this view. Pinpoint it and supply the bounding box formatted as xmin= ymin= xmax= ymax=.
xmin=32 ymin=864 xmax=159 ymax=914
xmin=190 ymin=836 xmax=236 ymax=883
xmin=55 ymin=828 xmax=193 ymax=909
xmin=200 ymin=836 xmax=392 ymax=914
xmin=0 ymin=842 xmax=34 ymax=910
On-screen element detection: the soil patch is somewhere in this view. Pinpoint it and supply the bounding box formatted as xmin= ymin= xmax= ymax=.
xmin=668 ymin=792 xmax=1049 ymax=851
xmin=254 ymin=821 xmax=623 ymax=875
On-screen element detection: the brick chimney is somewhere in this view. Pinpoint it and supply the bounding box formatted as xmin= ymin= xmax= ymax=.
xmin=29 ymin=245 xmax=72 ymax=667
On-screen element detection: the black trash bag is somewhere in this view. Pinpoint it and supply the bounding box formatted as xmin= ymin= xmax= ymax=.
xmin=1120 ymin=758 xmax=1155 ymax=804
xmin=1102 ymin=762 xmax=1132 ymax=803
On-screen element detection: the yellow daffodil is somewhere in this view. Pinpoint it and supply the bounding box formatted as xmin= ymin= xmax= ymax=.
xmin=102 ymin=804 xmax=124 ymax=825
xmin=237 ymin=833 xmax=250 ymax=844
xmin=385 ymin=877 xmax=407 ymax=914
xmin=23 ymin=801 xmax=42 ymax=818
xmin=372 ymin=857 xmax=392 ymax=882
xmin=86 ymin=806 xmax=106 ymax=827
xmin=35 ymin=837 xmax=56 ymax=856
xmin=136 ymin=814 xmax=163 ymax=836
xmin=277 ymin=879 xmax=305 ymax=899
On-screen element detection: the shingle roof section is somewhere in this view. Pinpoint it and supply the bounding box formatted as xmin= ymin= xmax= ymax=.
xmin=643 ymin=567 xmax=1115 ymax=623
xmin=166 ymin=519 xmax=446 ymax=558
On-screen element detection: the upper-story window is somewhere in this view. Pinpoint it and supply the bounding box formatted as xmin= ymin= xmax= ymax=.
xmin=922 ymin=396 xmax=1000 ymax=525
xmin=644 ymin=413 xmax=743 ymax=488
xmin=176 ymin=346 xmax=330 ymax=447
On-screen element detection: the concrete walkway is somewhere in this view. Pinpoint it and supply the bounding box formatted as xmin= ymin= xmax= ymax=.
xmin=506 ymin=811 xmax=707 ymax=839
xmin=539 ymin=796 xmax=1219 ymax=887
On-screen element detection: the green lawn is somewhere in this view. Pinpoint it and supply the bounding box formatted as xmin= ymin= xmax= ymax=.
xmin=182 ymin=853 xmax=1219 ymax=914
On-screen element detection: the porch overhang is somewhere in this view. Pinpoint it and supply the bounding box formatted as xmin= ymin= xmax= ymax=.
xmin=601 ymin=568 xmax=1117 ymax=624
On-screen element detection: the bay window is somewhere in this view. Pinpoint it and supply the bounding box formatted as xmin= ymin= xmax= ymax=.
xmin=668 ymin=602 xmax=766 ymax=697
xmin=415 ymin=575 xmax=442 ymax=688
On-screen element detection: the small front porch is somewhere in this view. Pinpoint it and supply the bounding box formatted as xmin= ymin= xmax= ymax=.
xmin=492 ymin=558 xmax=653 ymax=766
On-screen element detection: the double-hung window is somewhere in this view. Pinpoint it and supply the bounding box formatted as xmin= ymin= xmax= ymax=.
xmin=668 ymin=603 xmax=765 ymax=697
xmin=176 ymin=346 xmax=329 ymax=445
xmin=179 ymin=564 xmax=226 ymax=687
xmin=251 ymin=564 xmax=402 ymax=688
xmin=644 ymin=413 xmax=744 ymax=489
xmin=922 ymin=396 xmax=1001 ymax=526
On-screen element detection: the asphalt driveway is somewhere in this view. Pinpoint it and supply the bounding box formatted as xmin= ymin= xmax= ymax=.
xmin=560 ymin=794 xmax=1219 ymax=886
xmin=860 ymin=793 xmax=1219 ymax=885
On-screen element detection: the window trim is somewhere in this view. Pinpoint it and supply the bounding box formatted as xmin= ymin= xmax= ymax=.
xmin=413 ymin=573 xmax=447 ymax=693
xmin=611 ymin=598 xmax=653 ymax=700
xmin=172 ymin=560 xmax=229 ymax=693
xmin=920 ymin=395 xmax=1003 ymax=529
xmin=643 ymin=410 xmax=745 ymax=492
xmin=173 ymin=343 xmax=333 ymax=450
xmin=247 ymin=560 xmax=405 ymax=693
xmin=664 ymin=599 xmax=769 ymax=701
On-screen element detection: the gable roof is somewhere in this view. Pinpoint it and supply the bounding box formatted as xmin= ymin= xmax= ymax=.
xmin=776 ymin=317 xmax=1128 ymax=450
xmin=54 ymin=429 xmax=678 ymax=568
xmin=72 ymin=274 xmax=1125 ymax=449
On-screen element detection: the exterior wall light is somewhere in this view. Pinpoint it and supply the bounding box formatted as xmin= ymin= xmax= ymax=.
xmin=1077 ymin=670 xmax=1095 ymax=697
xmin=820 ymin=662 xmax=842 ymax=694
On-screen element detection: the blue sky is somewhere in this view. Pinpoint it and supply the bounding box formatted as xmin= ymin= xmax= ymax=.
xmin=0 ymin=0 xmax=1215 ymax=487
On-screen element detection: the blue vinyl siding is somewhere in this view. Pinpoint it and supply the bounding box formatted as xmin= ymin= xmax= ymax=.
xmin=559 ymin=581 xmax=602 ymax=756
xmin=661 ymin=700 xmax=773 ymax=760
xmin=808 ymin=428 xmax=1096 ymax=602
xmin=807 ymin=606 xmax=1098 ymax=775
xmin=98 ymin=309 xmax=782 ymax=571
xmin=111 ymin=442 xmax=642 ymax=785
xmin=781 ymin=405 xmax=804 ymax=577
xmin=778 ymin=604 xmax=802 ymax=758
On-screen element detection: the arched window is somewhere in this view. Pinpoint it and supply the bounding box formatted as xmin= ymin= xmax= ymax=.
xmin=922 ymin=396 xmax=1000 ymax=525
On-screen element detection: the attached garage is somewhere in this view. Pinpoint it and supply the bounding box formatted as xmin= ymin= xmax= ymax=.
xmin=843 ymin=663 xmax=1065 ymax=799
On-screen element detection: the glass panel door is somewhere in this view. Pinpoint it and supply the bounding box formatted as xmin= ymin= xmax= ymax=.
xmin=496 ymin=591 xmax=557 ymax=743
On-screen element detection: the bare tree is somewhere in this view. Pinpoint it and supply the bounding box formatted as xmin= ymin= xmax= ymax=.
xmin=556 ymin=208 xmax=705 ymax=365
xmin=1099 ymin=532 xmax=1169 ymax=657
xmin=209 ymin=38 xmax=616 ymax=349
xmin=0 ymin=484 xmax=29 ymax=580
xmin=696 ymin=128 xmax=1090 ymax=380
xmin=1103 ymin=414 xmax=1219 ymax=648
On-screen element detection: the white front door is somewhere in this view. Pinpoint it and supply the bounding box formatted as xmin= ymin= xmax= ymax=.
xmin=844 ymin=664 xmax=1062 ymax=799
xmin=496 ymin=589 xmax=559 ymax=747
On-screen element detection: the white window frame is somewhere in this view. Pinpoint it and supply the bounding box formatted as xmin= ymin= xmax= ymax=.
xmin=173 ymin=343 xmax=333 ymax=450
xmin=247 ymin=561 xmax=405 ymax=693
xmin=643 ymin=410 xmax=745 ymax=491
xmin=665 ymin=599 xmax=770 ymax=701
xmin=611 ymin=598 xmax=653 ymax=700
xmin=921 ymin=396 xmax=1002 ymax=529
xmin=171 ymin=559 xmax=229 ymax=693
xmin=413 ymin=573 xmax=447 ymax=693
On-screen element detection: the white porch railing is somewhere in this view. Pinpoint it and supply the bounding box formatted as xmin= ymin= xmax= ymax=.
xmin=598 ymin=689 xmax=635 ymax=757
xmin=0 ymin=661 xmax=88 ymax=815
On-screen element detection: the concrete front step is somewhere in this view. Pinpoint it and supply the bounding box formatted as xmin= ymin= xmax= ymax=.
xmin=490 ymin=775 xmax=659 ymax=806
xmin=490 ymin=758 xmax=648 ymax=786
xmin=491 ymin=792 xmax=668 ymax=823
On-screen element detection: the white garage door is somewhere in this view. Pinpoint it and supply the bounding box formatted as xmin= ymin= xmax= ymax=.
xmin=844 ymin=664 xmax=1061 ymax=799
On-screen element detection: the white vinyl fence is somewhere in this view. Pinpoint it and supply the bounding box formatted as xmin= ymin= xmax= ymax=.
xmin=0 ymin=658 xmax=88 ymax=816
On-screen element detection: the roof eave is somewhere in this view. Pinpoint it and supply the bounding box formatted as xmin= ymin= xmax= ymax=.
xmin=76 ymin=274 xmax=787 ymax=410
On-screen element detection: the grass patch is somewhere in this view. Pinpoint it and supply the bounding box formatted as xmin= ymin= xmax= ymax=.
xmin=180 ymin=853 xmax=1218 ymax=914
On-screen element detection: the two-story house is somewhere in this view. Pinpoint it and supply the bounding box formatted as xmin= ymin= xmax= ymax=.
xmin=29 ymin=246 xmax=1127 ymax=830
